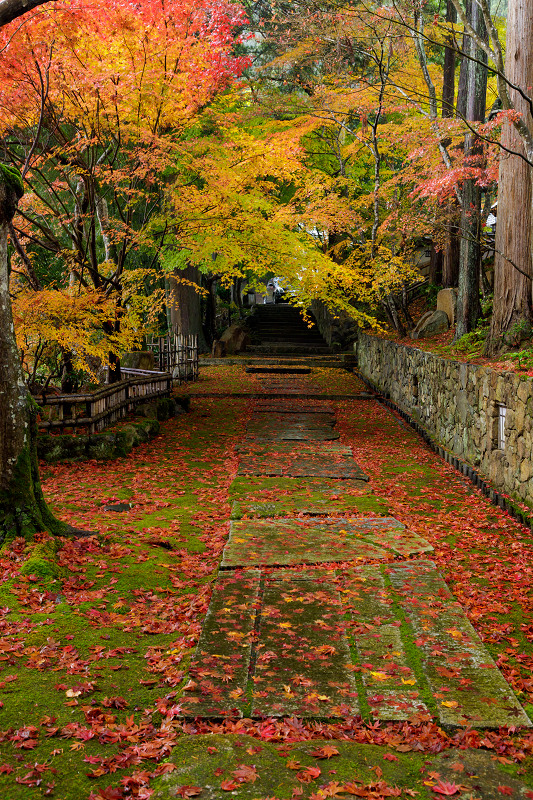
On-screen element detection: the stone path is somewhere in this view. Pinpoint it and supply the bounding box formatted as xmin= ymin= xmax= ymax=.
xmin=179 ymin=371 xmax=531 ymax=729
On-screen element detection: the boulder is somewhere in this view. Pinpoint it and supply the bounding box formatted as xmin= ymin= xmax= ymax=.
xmin=155 ymin=397 xmax=176 ymax=421
xmin=211 ymin=340 xmax=226 ymax=358
xmin=122 ymin=351 xmax=155 ymax=370
xmin=437 ymin=288 xmax=458 ymax=325
xmin=114 ymin=429 xmax=136 ymax=457
xmin=410 ymin=310 xmax=449 ymax=339
xmin=87 ymin=434 xmax=117 ymax=460
xmin=136 ymin=403 xmax=158 ymax=419
xmin=219 ymin=323 xmax=250 ymax=355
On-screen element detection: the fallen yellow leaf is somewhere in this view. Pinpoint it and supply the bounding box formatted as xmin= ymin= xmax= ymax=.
xmin=370 ymin=671 xmax=389 ymax=681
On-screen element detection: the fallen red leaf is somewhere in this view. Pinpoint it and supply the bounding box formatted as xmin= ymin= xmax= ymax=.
xmin=432 ymin=781 xmax=461 ymax=796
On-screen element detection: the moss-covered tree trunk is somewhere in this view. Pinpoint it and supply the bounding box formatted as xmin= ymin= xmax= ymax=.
xmin=0 ymin=173 xmax=68 ymax=542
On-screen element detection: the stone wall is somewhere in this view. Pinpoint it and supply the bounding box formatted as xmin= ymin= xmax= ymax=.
xmin=311 ymin=301 xmax=359 ymax=350
xmin=357 ymin=332 xmax=533 ymax=507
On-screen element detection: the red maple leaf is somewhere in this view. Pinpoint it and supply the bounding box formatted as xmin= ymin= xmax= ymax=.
xmin=175 ymin=787 xmax=202 ymax=798
xmin=432 ymin=781 xmax=461 ymax=796
xmin=297 ymin=766 xmax=321 ymax=783
xmin=310 ymin=745 xmax=339 ymax=759
xmin=231 ymin=764 xmax=258 ymax=784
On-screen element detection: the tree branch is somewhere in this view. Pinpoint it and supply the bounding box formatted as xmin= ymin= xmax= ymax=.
xmin=0 ymin=0 xmax=52 ymax=27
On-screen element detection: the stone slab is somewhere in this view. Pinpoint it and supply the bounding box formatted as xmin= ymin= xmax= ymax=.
xmin=246 ymin=412 xmax=338 ymax=441
xmin=238 ymin=449 xmax=368 ymax=480
xmin=257 ymin=378 xmax=320 ymax=395
xmin=236 ymin=442 xmax=352 ymax=454
xmin=179 ymin=570 xmax=260 ymax=718
xmin=428 ymin=748 xmax=533 ymax=799
xmin=230 ymin=498 xmax=371 ymax=519
xmin=222 ymin=518 xmax=417 ymax=568
xmin=249 ymin=412 xmax=335 ymax=423
xmin=246 ymin=366 xmax=311 ymax=374
xmin=254 ymin=400 xmax=335 ymax=413
xmin=268 ymin=568 xmax=336 ymax=581
xmin=229 ymin=475 xmax=374 ymax=503
xmin=388 ymin=560 xmax=532 ymax=728
xmin=347 ymin=566 xmax=429 ymax=721
xmin=251 ymin=577 xmax=359 ymax=717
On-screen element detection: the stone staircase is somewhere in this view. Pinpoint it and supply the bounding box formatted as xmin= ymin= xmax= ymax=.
xmin=247 ymin=304 xmax=331 ymax=356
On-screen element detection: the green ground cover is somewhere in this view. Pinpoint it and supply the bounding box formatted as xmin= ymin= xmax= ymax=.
xmin=1 ymin=367 xmax=533 ymax=799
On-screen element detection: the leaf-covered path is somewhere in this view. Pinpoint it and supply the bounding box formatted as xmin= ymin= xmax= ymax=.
xmin=179 ymin=371 xmax=530 ymax=730
xmin=2 ymin=364 xmax=533 ymax=799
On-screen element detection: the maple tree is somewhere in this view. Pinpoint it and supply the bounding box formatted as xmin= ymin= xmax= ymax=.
xmin=0 ymin=0 xmax=248 ymax=540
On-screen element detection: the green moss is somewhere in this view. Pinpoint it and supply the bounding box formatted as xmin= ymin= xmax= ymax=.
xmin=380 ymin=566 xmax=439 ymax=719
xmin=151 ymin=735 xmax=432 ymax=800
xmin=0 ymin=163 xmax=23 ymax=197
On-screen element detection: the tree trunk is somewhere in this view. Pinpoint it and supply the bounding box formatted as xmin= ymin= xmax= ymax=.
xmin=429 ymin=246 xmax=443 ymax=284
xmin=488 ymin=0 xmax=533 ymax=351
xmin=455 ymin=0 xmax=487 ymax=339
xmin=0 ymin=176 xmax=67 ymax=542
xmin=167 ymin=263 xmax=209 ymax=352
xmin=442 ymin=208 xmax=461 ymax=286
xmin=438 ymin=2 xmax=461 ymax=288
xmin=442 ymin=0 xmax=457 ymax=118
xmin=202 ymin=276 xmax=218 ymax=346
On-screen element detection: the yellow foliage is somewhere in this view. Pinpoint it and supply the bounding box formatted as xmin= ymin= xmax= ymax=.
xmin=12 ymin=282 xmax=163 ymax=381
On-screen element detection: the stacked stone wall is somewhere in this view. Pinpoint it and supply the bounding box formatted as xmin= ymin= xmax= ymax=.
xmin=310 ymin=301 xmax=359 ymax=350
xmin=357 ymin=332 xmax=533 ymax=507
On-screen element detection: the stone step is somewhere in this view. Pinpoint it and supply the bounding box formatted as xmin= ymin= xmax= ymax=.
xmin=199 ymin=356 xmax=345 ymax=367
xmin=248 ymin=345 xmax=332 ymax=354
xmin=179 ymin=570 xmax=261 ymax=718
xmin=387 ymin=560 xmax=532 ymax=728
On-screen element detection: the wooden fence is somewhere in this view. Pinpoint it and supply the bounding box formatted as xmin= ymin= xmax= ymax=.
xmin=146 ymin=334 xmax=199 ymax=383
xmin=36 ymin=371 xmax=172 ymax=434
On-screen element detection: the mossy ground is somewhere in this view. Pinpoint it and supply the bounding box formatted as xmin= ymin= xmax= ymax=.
xmin=152 ymin=734 xmax=433 ymax=799
xmin=0 ymin=397 xmax=246 ymax=799
xmin=2 ymin=368 xmax=533 ymax=798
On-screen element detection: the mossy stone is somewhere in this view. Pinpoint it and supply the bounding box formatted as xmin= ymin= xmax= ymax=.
xmin=135 ymin=418 xmax=160 ymax=437
xmin=156 ymin=397 xmax=176 ymax=421
xmin=20 ymin=539 xmax=64 ymax=580
xmin=113 ymin=429 xmax=135 ymax=458
xmin=175 ymin=394 xmax=190 ymax=412
xmin=87 ymin=433 xmax=117 ymax=460
xmin=152 ymin=735 xmax=429 ymax=800
xmin=120 ymin=424 xmax=141 ymax=448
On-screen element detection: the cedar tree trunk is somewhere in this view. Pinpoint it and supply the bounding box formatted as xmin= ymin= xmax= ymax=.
xmin=442 ymin=0 xmax=457 ymax=118
xmin=488 ymin=0 xmax=533 ymax=350
xmin=455 ymin=0 xmax=487 ymax=338
xmin=168 ymin=263 xmax=208 ymax=352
